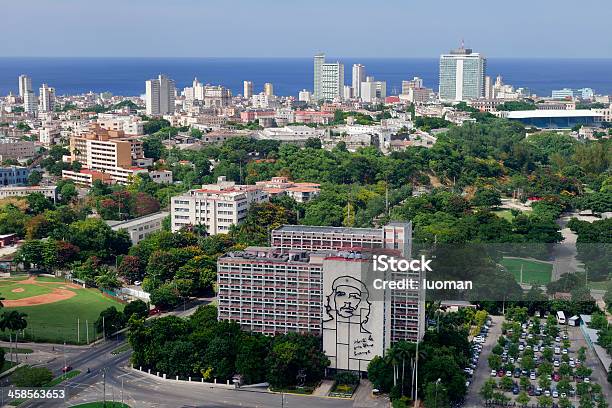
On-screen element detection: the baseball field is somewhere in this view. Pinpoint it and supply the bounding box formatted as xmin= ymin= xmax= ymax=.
xmin=0 ymin=275 xmax=125 ymax=344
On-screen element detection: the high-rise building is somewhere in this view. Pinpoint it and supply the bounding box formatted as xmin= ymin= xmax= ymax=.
xmin=18 ymin=75 xmax=32 ymax=97
xmin=401 ymin=77 xmax=424 ymax=95
xmin=39 ymin=84 xmax=56 ymax=112
xmin=343 ymin=85 xmax=353 ymax=100
xmin=264 ymin=82 xmax=274 ymax=97
xmin=352 ymin=64 xmax=366 ymax=98
xmin=439 ymin=44 xmax=486 ymax=101
xmin=361 ymin=77 xmax=387 ymax=103
xmin=243 ymin=81 xmax=253 ymax=99
xmin=145 ymin=74 xmax=176 ymax=116
xmin=313 ymin=54 xmax=344 ymax=101
xmin=24 ymin=90 xmax=38 ymax=114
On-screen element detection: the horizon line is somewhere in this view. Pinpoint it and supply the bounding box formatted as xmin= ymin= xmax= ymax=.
xmin=2 ymin=56 xmax=612 ymax=60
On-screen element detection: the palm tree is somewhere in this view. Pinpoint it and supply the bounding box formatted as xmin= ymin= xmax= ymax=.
xmin=394 ymin=341 xmax=416 ymax=397
xmin=0 ymin=311 xmax=28 ymax=364
xmin=385 ymin=346 xmax=401 ymax=388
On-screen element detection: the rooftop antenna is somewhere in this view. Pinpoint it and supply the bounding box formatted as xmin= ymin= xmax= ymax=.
xmin=460 ymin=38 xmax=465 ymax=49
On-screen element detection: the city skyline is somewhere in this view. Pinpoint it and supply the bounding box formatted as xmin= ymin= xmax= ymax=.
xmin=2 ymin=0 xmax=612 ymax=58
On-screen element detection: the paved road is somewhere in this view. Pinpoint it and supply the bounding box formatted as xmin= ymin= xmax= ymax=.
xmin=463 ymin=315 xmax=503 ymax=408
xmin=9 ymin=339 xmax=356 ymax=408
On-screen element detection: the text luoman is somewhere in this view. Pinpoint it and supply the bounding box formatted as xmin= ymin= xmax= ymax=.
xmin=372 ymin=278 xmax=473 ymax=290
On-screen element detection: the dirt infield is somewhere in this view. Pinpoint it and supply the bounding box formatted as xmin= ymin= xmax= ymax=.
xmin=1 ymin=277 xmax=82 ymax=307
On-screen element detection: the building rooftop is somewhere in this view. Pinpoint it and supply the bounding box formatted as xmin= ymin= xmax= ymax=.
xmin=273 ymin=224 xmax=381 ymax=236
xmin=106 ymin=211 xmax=169 ymax=229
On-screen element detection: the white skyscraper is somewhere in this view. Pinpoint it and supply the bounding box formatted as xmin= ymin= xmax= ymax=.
xmin=439 ymin=44 xmax=486 ymax=101
xmin=18 ymin=75 xmax=32 ymax=97
xmin=243 ymin=81 xmax=253 ymax=99
xmin=39 ymin=84 xmax=56 ymax=112
xmin=146 ymin=74 xmax=176 ymax=116
xmin=264 ymin=82 xmax=274 ymax=97
xmin=313 ymin=54 xmax=344 ymax=101
xmin=352 ymin=64 xmax=366 ymax=98
xmin=360 ymin=77 xmax=386 ymax=103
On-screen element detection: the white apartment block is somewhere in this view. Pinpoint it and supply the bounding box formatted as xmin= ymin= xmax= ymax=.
xmin=106 ymin=211 xmax=168 ymax=245
xmin=24 ymin=90 xmax=38 ymax=114
xmin=251 ymin=93 xmax=278 ymax=109
xmin=146 ymin=74 xmax=176 ymax=116
xmin=170 ymin=176 xmax=269 ymax=234
xmin=361 ymin=77 xmax=387 ymax=103
xmin=39 ymin=125 xmax=61 ymax=146
xmin=149 ymin=170 xmax=173 ymax=184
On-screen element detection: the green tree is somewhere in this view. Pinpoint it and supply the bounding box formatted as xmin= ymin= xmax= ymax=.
xmin=423 ymin=381 xmax=449 ymax=408
xmin=516 ymin=391 xmax=530 ymax=407
xmin=26 ymin=193 xmax=54 ymax=215
xmin=149 ymin=283 xmax=180 ymax=310
xmin=123 ymin=299 xmax=149 ymax=321
xmin=479 ymin=378 xmax=496 ymax=400
xmin=95 ymin=306 xmax=125 ymax=338
xmin=27 ymin=170 xmax=42 ymax=186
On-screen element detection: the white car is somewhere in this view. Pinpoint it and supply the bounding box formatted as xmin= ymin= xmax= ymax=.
xmin=562 ymin=334 xmax=568 ymax=340
xmin=584 ymin=377 xmax=590 ymax=383
xmin=554 ymin=360 xmax=560 ymax=367
xmin=562 ymin=349 xmax=568 ymax=355
xmin=530 ymin=373 xmax=536 ymax=380
xmin=491 ymin=369 xmax=497 ymax=377
xmin=555 ymin=336 xmax=561 ymax=342
xmin=554 ymin=347 xmax=560 ymax=354
xmin=519 ymin=344 xmax=524 ymax=351
xmin=552 ymin=390 xmax=558 ymax=398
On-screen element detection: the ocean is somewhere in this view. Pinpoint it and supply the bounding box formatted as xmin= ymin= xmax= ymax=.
xmin=1 ymin=57 xmax=612 ymax=98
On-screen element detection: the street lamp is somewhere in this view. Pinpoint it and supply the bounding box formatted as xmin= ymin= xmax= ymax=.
xmin=434 ymin=378 xmax=441 ymax=408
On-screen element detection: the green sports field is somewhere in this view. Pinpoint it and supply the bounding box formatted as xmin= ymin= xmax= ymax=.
xmin=0 ymin=276 xmax=124 ymax=344
xmin=501 ymin=257 xmax=553 ymax=285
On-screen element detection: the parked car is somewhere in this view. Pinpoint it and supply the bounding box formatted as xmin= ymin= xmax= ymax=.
xmin=491 ymin=369 xmax=497 ymax=377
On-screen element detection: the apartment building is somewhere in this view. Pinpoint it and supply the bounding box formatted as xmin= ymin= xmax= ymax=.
xmin=63 ymin=124 xmax=148 ymax=185
xmin=97 ymin=116 xmax=144 ymax=135
xmin=170 ymin=176 xmax=269 ymax=234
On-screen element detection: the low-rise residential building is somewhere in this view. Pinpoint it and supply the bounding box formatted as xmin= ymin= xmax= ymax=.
xmin=258 ymin=126 xmax=325 ymax=144
xmin=106 ymin=211 xmax=169 ymax=245
xmin=170 ymin=176 xmax=268 ymax=234
xmin=0 ymin=185 xmax=57 ymax=201
xmin=255 ymin=177 xmax=320 ymax=203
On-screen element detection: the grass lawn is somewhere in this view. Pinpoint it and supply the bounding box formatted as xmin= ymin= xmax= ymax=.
xmin=588 ymin=281 xmax=610 ymax=291
xmin=0 ymin=277 xmax=124 ymax=344
xmin=501 ymin=257 xmax=553 ymax=285
xmin=493 ymin=210 xmax=515 ymax=222
xmin=70 ymin=403 xmax=130 ymax=408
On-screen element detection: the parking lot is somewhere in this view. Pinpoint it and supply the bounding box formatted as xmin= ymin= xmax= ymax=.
xmin=463 ymin=311 xmax=611 ymax=407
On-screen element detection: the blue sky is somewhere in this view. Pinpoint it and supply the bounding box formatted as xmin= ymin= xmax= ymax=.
xmin=2 ymin=0 xmax=611 ymax=58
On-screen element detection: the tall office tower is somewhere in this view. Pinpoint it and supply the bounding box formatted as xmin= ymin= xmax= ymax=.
xmin=313 ymin=53 xmax=325 ymax=101
xmin=438 ymin=43 xmax=486 ymax=101
xmin=484 ymin=76 xmax=493 ymax=99
xmin=39 ymin=84 xmax=56 ymax=112
xmin=18 ymin=75 xmax=32 ymax=97
xmin=264 ymin=82 xmax=274 ymax=97
xmin=145 ymin=74 xmax=176 ymax=116
xmin=352 ymin=64 xmax=366 ymax=98
xmin=243 ymin=81 xmax=253 ymax=99
xmin=313 ymin=54 xmax=344 ymax=101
